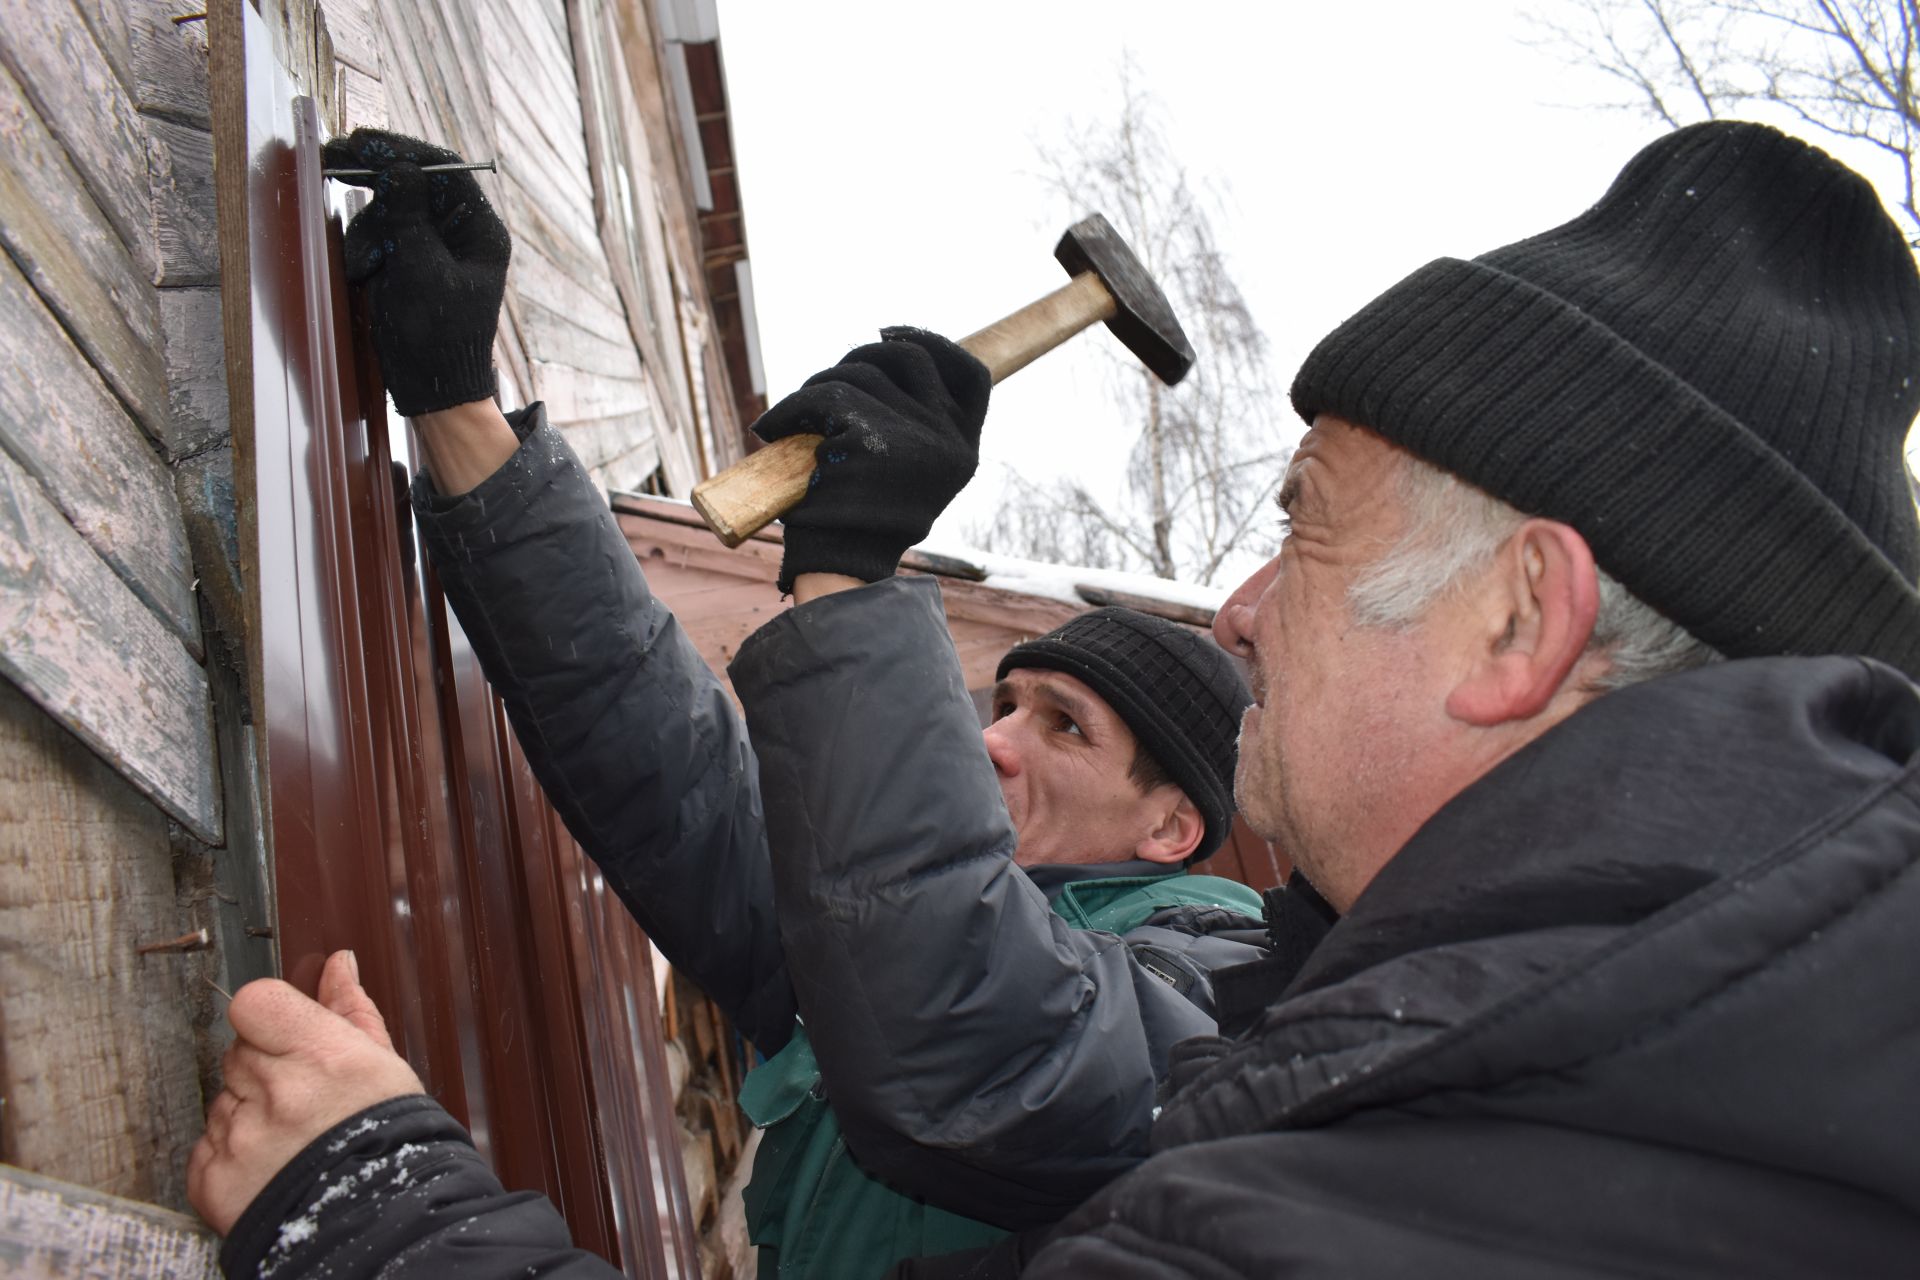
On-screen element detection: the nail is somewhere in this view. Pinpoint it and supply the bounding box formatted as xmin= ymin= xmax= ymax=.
xmin=322 ymin=160 xmax=498 ymax=179
xmin=204 ymin=975 xmax=235 ymax=1001
xmin=244 ymin=925 xmax=275 ymax=939
xmin=345 ymin=949 xmax=360 ymax=985
xmin=137 ymin=927 xmax=212 ymax=955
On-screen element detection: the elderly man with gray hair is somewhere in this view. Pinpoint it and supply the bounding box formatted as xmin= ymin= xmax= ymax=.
xmin=964 ymin=119 xmax=1920 ymax=1277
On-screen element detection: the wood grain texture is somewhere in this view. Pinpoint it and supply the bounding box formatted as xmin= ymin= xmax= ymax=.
xmin=0 ymin=1165 xmax=218 ymax=1278
xmin=0 ymin=679 xmax=208 ymax=1210
xmin=130 ymin=0 xmax=214 ymax=129
xmin=0 ymin=252 xmax=202 ymax=653
xmin=145 ymin=118 xmax=220 ymax=287
xmin=0 ymin=0 xmax=159 ymax=277
xmin=338 ymin=62 xmax=386 ymax=131
xmin=0 ymin=448 xmax=221 ymax=844
xmin=160 ymin=287 xmax=231 ymax=460
xmin=317 ymin=0 xmax=378 ymax=75
xmin=0 ymin=60 xmax=168 ymax=448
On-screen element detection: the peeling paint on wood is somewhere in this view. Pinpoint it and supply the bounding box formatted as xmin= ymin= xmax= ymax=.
xmin=0 ymin=676 xmax=208 ymax=1212
xmin=0 ymin=449 xmax=221 ymax=845
xmin=0 ymin=0 xmax=160 ymax=278
xmin=0 ymin=60 xmax=168 ymax=448
xmin=0 ymin=252 xmax=202 ymax=654
xmin=0 ymin=1164 xmax=218 ymax=1277
xmin=146 ymin=119 xmax=220 ymax=288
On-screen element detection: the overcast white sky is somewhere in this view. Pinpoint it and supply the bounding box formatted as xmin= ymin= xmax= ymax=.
xmin=714 ymin=1 xmax=1918 ymax=574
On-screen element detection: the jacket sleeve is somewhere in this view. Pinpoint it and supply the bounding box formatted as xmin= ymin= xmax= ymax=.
xmin=413 ymin=404 xmax=793 ymax=1051
xmin=728 ymin=576 xmax=1220 ymax=1230
xmin=220 ymin=1096 xmax=620 ymax=1279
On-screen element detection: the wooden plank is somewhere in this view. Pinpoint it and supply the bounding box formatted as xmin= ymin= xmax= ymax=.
xmin=0 ymin=1165 xmax=218 ymax=1277
xmin=529 ymin=359 xmax=651 ymax=423
xmin=0 ymin=0 xmax=159 ymax=277
xmin=69 ymin=0 xmax=134 ymax=98
xmin=0 ymin=678 xmax=207 ymax=1211
xmin=0 ymin=253 xmax=202 ymax=653
xmin=159 ymin=287 xmax=231 ymax=460
xmin=555 ymin=409 xmax=656 ymax=475
xmin=129 ymin=0 xmax=214 ymax=129
xmin=0 ymin=449 xmax=221 ymax=844
xmin=318 ymin=0 xmax=379 ymax=75
xmin=511 ymin=231 xmax=634 ymax=346
xmin=0 ymin=60 xmax=169 ymax=448
xmin=595 ymin=434 xmax=665 ymax=497
xmin=145 ymin=118 xmax=220 ymax=287
xmin=518 ymin=295 xmax=650 ymax=381
xmin=339 ymin=62 xmax=386 ymax=131
xmin=1075 ymin=584 xmax=1217 ymax=629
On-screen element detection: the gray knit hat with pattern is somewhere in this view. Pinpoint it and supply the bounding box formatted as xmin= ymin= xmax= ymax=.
xmin=1290 ymin=121 xmax=1920 ymax=677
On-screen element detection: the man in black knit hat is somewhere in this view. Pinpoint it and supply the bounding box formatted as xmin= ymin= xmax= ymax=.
xmin=184 ymin=134 xmax=1271 ymax=1279
xmin=967 ymin=119 xmax=1920 ymax=1276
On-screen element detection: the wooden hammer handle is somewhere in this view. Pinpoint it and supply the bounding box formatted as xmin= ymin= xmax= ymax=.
xmin=690 ymin=271 xmax=1118 ymax=547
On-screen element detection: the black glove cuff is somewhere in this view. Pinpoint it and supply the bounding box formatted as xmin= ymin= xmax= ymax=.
xmin=385 ymin=336 xmax=498 ymax=417
xmin=777 ymin=527 xmax=907 ymax=596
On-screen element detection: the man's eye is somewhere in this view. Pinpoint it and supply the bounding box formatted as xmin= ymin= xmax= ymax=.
xmin=1059 ymin=716 xmax=1083 ymax=737
xmin=993 ymin=702 xmax=1013 ymax=721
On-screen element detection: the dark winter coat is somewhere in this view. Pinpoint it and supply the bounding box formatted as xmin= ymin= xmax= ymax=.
xmin=944 ymin=653 xmax=1920 ymax=1278
xmin=215 ymin=407 xmax=1269 ymax=1278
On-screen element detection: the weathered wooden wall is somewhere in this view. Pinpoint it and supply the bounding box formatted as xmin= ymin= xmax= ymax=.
xmin=0 ymin=0 xmax=763 ymax=1267
xmin=0 ymin=0 xmax=249 ymax=1239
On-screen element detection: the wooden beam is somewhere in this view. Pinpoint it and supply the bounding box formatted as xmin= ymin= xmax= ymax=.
xmin=0 ymin=677 xmax=209 ymax=1211
xmin=0 ymin=60 xmax=168 ymax=451
xmin=0 ymin=447 xmax=221 ymax=844
xmin=0 ymin=1164 xmax=217 ymax=1277
xmin=0 ymin=251 xmax=202 ymax=654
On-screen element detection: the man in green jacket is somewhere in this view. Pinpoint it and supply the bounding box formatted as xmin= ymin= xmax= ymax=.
xmin=186 ymin=131 xmax=1278 ymax=1279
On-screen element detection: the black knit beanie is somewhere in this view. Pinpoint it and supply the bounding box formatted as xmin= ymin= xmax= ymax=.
xmin=998 ymin=608 xmax=1252 ymax=861
xmin=1290 ymin=121 xmax=1920 ymax=677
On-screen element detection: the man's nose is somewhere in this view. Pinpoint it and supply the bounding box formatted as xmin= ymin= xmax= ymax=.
xmin=981 ymin=720 xmax=1020 ymax=776
xmin=1214 ymin=556 xmax=1279 ymax=656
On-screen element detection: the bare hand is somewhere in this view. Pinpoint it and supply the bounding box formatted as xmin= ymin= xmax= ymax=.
xmin=188 ymin=950 xmax=425 ymax=1235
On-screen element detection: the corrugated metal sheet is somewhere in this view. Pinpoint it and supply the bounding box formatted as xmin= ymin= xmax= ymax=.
xmin=223 ymin=1 xmax=698 ymax=1266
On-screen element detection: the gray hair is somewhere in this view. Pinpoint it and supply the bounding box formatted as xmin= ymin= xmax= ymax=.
xmin=1347 ymin=453 xmax=1721 ymax=692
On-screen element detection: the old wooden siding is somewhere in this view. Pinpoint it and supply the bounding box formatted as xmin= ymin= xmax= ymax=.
xmin=0 ymin=0 xmax=246 ymax=1243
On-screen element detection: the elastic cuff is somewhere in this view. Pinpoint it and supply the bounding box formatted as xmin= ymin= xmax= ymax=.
xmin=387 ymin=336 xmax=499 ymax=417
xmin=776 ymin=533 xmax=903 ymax=596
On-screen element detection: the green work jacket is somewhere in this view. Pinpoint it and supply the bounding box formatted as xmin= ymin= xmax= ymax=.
xmin=738 ymin=869 xmax=1266 ymax=1279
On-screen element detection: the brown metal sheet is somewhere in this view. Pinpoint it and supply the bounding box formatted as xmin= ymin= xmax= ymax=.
xmin=216 ymin=2 xmax=697 ymax=1269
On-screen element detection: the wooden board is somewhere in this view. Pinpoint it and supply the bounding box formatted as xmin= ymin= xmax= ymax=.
xmin=130 ymin=0 xmax=215 ymax=130
xmin=0 ymin=679 xmax=207 ymax=1210
xmin=0 ymin=1165 xmax=218 ymax=1278
xmin=0 ymin=60 xmax=168 ymax=449
xmin=145 ymin=118 xmax=220 ymax=288
xmin=0 ymin=252 xmax=202 ymax=653
xmin=160 ymin=287 xmax=232 ymax=460
xmin=0 ymin=448 xmax=221 ymax=844
xmin=0 ymin=0 xmax=158 ymax=277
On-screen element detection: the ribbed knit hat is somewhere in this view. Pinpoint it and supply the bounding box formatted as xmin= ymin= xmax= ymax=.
xmin=999 ymin=608 xmax=1252 ymax=860
xmin=1290 ymin=121 xmax=1920 ymax=677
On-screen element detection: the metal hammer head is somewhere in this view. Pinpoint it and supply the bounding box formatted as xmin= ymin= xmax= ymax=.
xmin=1054 ymin=213 xmax=1195 ymax=386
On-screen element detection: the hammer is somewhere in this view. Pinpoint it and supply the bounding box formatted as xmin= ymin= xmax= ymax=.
xmin=689 ymin=213 xmax=1194 ymax=547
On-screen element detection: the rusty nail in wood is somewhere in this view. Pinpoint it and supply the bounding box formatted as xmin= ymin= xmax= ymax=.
xmin=172 ymin=11 xmax=208 ymax=23
xmin=322 ymin=160 xmax=498 ymax=179
xmin=245 ymin=925 xmax=275 ymax=939
xmin=138 ymin=927 xmax=212 ymax=955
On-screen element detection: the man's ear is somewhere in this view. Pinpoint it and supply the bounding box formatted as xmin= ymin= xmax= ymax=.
xmin=1447 ymin=519 xmax=1600 ymax=727
xmin=1136 ymin=791 xmax=1205 ymax=865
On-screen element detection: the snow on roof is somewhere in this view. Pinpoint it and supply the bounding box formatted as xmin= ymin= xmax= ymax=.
xmin=914 ymin=533 xmax=1231 ymax=615
xmin=608 ymin=490 xmax=1233 ymax=620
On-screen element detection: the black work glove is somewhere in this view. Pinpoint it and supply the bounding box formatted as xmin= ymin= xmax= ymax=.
xmin=752 ymin=327 xmax=989 ymax=594
xmin=321 ymin=129 xmax=511 ymax=417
